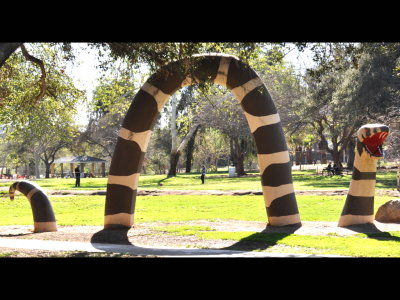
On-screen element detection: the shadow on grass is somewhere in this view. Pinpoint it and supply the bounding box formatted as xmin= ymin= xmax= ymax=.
xmin=221 ymin=224 xmax=302 ymax=252
xmin=343 ymin=223 xmax=400 ymax=242
xmin=157 ymin=177 xmax=170 ymax=186
xmin=0 ymin=232 xmax=32 ymax=238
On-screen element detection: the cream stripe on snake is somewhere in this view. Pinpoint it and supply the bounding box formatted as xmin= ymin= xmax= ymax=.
xmin=141 ymin=82 xmax=171 ymax=112
xmin=262 ymin=184 xmax=295 ymax=207
xmin=244 ymin=112 xmax=281 ymax=133
xmin=231 ymin=77 xmax=264 ymax=102
xmin=118 ymin=128 xmax=152 ymax=152
xmin=107 ymin=173 xmax=140 ymax=191
xmin=257 ymin=151 xmax=290 ymax=175
xmin=214 ymin=56 xmax=231 ymax=86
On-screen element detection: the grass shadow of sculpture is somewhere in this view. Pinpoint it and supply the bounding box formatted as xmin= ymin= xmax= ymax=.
xmin=221 ymin=224 xmax=302 ymax=252
xmin=89 ymin=227 xmax=273 ymax=257
xmin=343 ymin=223 xmax=400 ymax=242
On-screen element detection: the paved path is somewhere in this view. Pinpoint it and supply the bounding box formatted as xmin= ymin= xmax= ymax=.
xmin=0 ymin=238 xmax=347 ymax=258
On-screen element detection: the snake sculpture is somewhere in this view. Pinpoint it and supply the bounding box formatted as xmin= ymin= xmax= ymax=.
xmin=9 ymin=180 xmax=57 ymax=232
xmin=104 ymin=53 xmax=301 ymax=229
xmin=4 ymin=54 xmax=391 ymax=233
xmin=338 ymin=124 xmax=390 ymax=227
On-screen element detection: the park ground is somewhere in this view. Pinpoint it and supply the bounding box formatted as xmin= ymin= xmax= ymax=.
xmin=0 ymin=169 xmax=399 ymax=257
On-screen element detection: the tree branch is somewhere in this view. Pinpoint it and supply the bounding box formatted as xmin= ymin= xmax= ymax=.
xmin=20 ymin=44 xmax=47 ymax=104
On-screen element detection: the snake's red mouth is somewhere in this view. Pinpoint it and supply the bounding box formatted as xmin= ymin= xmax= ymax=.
xmin=362 ymin=131 xmax=389 ymax=157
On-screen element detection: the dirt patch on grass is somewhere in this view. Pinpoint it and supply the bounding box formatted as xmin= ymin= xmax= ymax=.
xmin=1 ymin=220 xmax=400 ymax=257
xmin=0 ymin=187 xmax=399 ymax=257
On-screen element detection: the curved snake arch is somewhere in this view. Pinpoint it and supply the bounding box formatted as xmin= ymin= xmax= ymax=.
xmin=104 ymin=53 xmax=301 ymax=229
xmin=9 ymin=180 xmax=57 ymax=233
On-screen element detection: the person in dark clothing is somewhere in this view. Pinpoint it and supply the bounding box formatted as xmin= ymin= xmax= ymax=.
xmin=201 ymin=166 xmax=206 ymax=184
xmin=75 ymin=166 xmax=81 ymax=187
xmin=333 ymin=163 xmax=340 ymax=175
xmin=326 ymin=163 xmax=333 ymax=175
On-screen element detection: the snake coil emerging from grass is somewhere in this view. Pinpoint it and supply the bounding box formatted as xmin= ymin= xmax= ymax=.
xmin=338 ymin=124 xmax=389 ymax=227
xmin=9 ymin=180 xmax=57 ymax=232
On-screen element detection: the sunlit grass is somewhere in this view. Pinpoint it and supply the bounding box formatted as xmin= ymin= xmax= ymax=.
xmin=1 ymin=188 xmax=399 ymax=257
xmin=0 ymin=193 xmax=393 ymax=226
xmin=0 ymin=169 xmax=395 ymax=191
xmin=158 ymin=227 xmax=400 ymax=257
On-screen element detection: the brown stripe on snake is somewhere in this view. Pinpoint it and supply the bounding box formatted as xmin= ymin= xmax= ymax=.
xmin=108 ymin=138 xmax=144 ymax=176
xmin=338 ymin=124 xmax=389 ymax=227
xmin=261 ymin=163 xmax=293 ymax=187
xmin=252 ymin=123 xmax=288 ymax=154
xmin=9 ymin=180 xmax=57 ymax=232
xmin=225 ymin=58 xmax=258 ymax=89
xmin=104 ymin=54 xmax=301 ymax=229
xmin=122 ymin=89 xmax=160 ymax=133
xmin=240 ymin=85 xmax=277 ymax=117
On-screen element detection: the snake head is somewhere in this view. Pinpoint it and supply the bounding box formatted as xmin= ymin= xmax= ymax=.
xmin=357 ymin=124 xmax=389 ymax=158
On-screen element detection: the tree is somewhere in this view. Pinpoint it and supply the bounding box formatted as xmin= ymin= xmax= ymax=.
xmin=6 ymin=98 xmax=80 ymax=178
xmin=145 ymin=127 xmax=171 ymax=174
xmin=290 ymin=43 xmax=400 ymax=167
xmin=0 ymin=43 xmax=84 ymax=177
xmin=193 ymin=127 xmax=229 ymax=171
xmin=0 ymin=43 xmax=82 ymax=130
xmin=166 ymin=87 xmax=202 ymax=176
xmin=188 ymin=84 xmax=254 ymax=176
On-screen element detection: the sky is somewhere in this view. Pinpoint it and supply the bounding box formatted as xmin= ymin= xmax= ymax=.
xmin=64 ymin=43 xmax=101 ymax=127
xmin=65 ymin=43 xmax=316 ymax=127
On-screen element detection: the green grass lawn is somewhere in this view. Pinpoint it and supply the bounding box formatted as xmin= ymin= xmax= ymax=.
xmin=0 ymin=193 xmax=394 ymax=225
xmin=0 ymin=169 xmax=396 ymax=191
xmin=0 ymin=169 xmax=398 ymax=257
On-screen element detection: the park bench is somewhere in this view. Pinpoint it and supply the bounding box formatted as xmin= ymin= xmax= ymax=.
xmin=321 ymin=168 xmax=334 ymax=176
xmin=321 ymin=167 xmax=351 ymax=176
xmin=341 ymin=167 xmax=352 ymax=175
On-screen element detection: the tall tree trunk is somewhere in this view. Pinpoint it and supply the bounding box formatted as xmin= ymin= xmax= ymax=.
xmin=185 ymin=126 xmax=200 ymax=173
xmin=45 ymin=162 xmax=51 ymax=178
xmin=168 ymin=124 xmax=201 ymax=177
xmin=34 ymin=152 xmax=40 ymax=178
xmin=168 ymin=152 xmax=181 ymax=177
xmin=230 ymin=137 xmax=246 ymax=177
xmin=346 ymin=138 xmax=356 ymax=169
xmin=168 ymin=94 xmax=178 ymax=177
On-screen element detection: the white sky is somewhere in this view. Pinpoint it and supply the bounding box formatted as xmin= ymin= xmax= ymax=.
xmin=283 ymin=46 xmax=316 ymax=75
xmin=64 ymin=43 xmax=102 ymax=128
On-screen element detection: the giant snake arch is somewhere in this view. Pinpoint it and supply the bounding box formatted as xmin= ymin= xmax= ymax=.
xmin=104 ymin=53 xmax=301 ymax=229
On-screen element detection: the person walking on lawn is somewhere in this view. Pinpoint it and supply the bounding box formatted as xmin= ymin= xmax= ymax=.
xmin=75 ymin=166 xmax=81 ymax=187
xmin=201 ymin=165 xmax=206 ymax=184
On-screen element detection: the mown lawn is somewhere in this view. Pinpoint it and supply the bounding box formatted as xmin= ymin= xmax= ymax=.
xmin=0 ymin=169 xmax=398 ymax=257
xmin=0 ymin=169 xmax=396 ymax=191
xmin=1 ymin=191 xmax=399 ymax=257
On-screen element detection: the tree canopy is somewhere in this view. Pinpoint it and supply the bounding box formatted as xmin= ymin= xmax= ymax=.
xmin=0 ymin=42 xmax=398 ymax=177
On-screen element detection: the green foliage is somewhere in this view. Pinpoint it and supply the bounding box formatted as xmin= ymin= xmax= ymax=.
xmin=101 ymin=42 xmax=263 ymax=72
xmin=0 ymin=43 xmax=83 ymax=130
